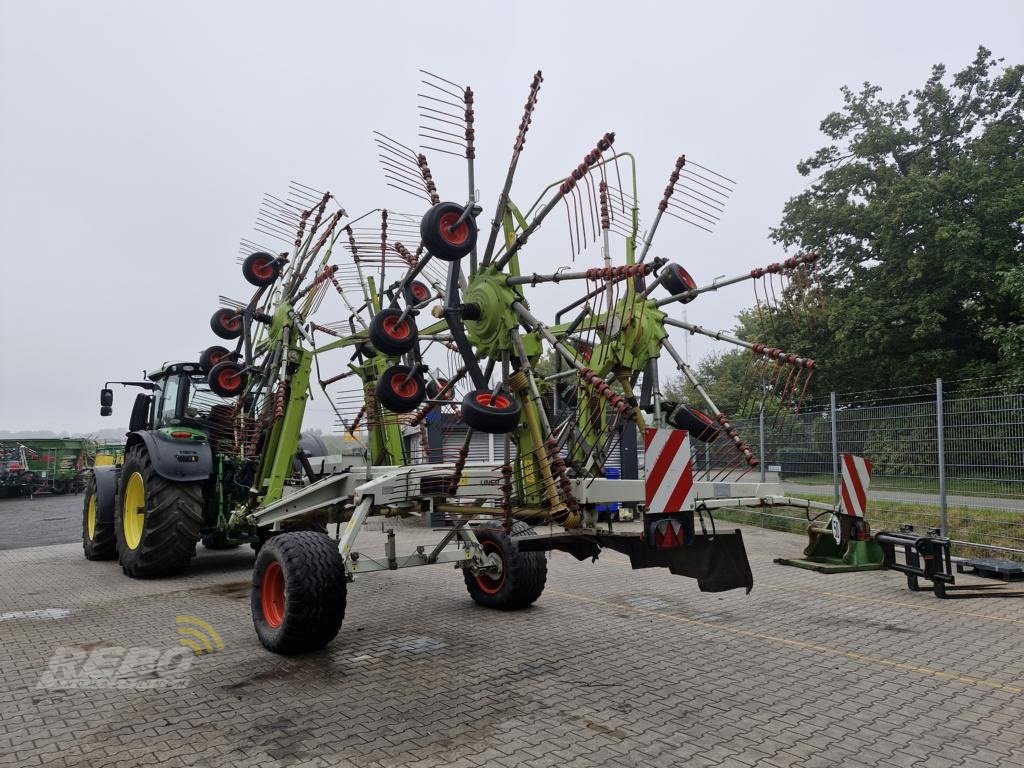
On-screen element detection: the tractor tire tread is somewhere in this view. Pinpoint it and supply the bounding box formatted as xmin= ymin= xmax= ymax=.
xmin=115 ymin=445 xmax=203 ymax=578
xmin=82 ymin=474 xmax=116 ymax=561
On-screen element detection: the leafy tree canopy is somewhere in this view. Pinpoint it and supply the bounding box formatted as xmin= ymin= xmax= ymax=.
xmin=764 ymin=46 xmax=1023 ymax=392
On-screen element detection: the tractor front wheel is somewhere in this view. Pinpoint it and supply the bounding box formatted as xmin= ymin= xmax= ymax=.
xmin=82 ymin=473 xmax=116 ymax=561
xmin=464 ymin=522 xmax=547 ymax=610
xmin=251 ymin=531 xmax=347 ymax=654
xmin=114 ymin=445 xmax=203 ymax=578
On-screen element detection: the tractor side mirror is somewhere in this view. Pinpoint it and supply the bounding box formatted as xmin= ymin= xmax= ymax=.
xmin=100 ymin=388 xmax=113 ymax=416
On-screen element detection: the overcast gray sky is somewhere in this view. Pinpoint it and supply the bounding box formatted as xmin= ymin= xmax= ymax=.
xmin=1 ymin=0 xmax=1021 ymax=434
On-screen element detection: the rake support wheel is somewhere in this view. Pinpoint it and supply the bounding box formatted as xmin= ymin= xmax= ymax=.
xmin=199 ymin=345 xmax=231 ymax=373
xmin=251 ymin=531 xmax=347 ymax=655
xmin=368 ymin=308 xmax=418 ymax=357
xmin=210 ymin=308 xmax=243 ymax=340
xmin=242 ymin=252 xmax=281 ymax=287
xmin=461 ymin=389 xmax=521 ymax=434
xmin=464 ymin=522 xmax=547 ymax=610
xmin=375 ymin=365 xmax=425 ymax=413
xmin=421 ymin=201 xmax=477 ymax=261
xmin=208 ymin=361 xmax=248 ymax=398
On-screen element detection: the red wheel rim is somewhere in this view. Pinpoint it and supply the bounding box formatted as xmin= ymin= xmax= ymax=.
xmin=261 ymin=560 xmax=285 ymax=628
xmin=208 ymin=350 xmax=226 ymax=366
xmin=475 ymin=540 xmax=505 ymax=595
xmin=674 ymin=265 xmax=696 ymax=290
xmin=382 ymin=315 xmax=411 ymax=341
xmin=475 ymin=393 xmax=511 ymax=410
xmin=390 ymin=373 xmax=420 ymax=398
xmin=217 ymin=368 xmax=241 ymax=391
xmin=251 ymin=257 xmax=276 ymax=280
xmin=438 ymin=212 xmax=470 ymax=246
xmin=219 ymin=311 xmax=240 ymax=332
xmin=411 ymin=282 xmax=430 ymax=301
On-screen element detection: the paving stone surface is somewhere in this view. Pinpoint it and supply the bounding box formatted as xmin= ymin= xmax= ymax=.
xmin=1 ymin=499 xmax=1022 ymax=767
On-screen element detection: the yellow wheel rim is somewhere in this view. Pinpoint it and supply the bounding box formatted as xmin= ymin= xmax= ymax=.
xmin=87 ymin=495 xmax=97 ymax=540
xmin=122 ymin=472 xmax=146 ymax=550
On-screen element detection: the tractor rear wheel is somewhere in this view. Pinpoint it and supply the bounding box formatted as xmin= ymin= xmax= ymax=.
xmin=114 ymin=445 xmax=203 ymax=578
xmin=464 ymin=522 xmax=547 ymax=609
xmin=251 ymin=531 xmax=347 ymax=654
xmin=82 ymin=473 xmax=116 ymax=561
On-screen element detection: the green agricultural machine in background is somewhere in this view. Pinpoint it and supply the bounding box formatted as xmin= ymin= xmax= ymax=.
xmin=0 ymin=438 xmax=97 ymax=497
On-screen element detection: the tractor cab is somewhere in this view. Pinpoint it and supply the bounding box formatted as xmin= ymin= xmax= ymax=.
xmin=100 ymin=362 xmax=236 ymax=438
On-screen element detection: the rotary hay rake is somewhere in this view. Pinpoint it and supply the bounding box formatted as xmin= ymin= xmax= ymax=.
xmin=200 ymin=69 xmax=834 ymax=655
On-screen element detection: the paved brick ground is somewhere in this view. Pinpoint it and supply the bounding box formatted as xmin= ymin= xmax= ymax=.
xmin=1 ymin=507 xmax=1023 ymax=767
xmin=0 ymin=493 xmax=85 ymax=550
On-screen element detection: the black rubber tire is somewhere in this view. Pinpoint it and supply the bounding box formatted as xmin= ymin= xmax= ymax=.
xmin=667 ymin=404 xmax=720 ymax=442
xmin=426 ymin=378 xmax=451 ymax=400
xmin=420 ymin=201 xmax=477 ymax=261
xmin=251 ymin=531 xmax=347 ymax=654
xmin=208 ymin=361 xmax=248 ymax=398
xmin=464 ymin=522 xmax=547 ymax=610
xmin=114 ymin=445 xmax=203 ymax=578
xmin=662 ymin=263 xmax=697 ymax=303
xmin=242 ymin=252 xmax=281 ymax=287
xmin=199 ymin=345 xmax=231 ymax=373
xmin=403 ymin=280 xmax=432 ymax=306
xmin=251 ymin=521 xmax=329 ymax=554
xmin=82 ymin=473 xmax=116 ymax=561
xmin=210 ymin=308 xmax=243 ymax=340
xmin=368 ymin=308 xmax=419 ymax=357
xmin=356 ymin=341 xmax=377 ymax=359
xmin=375 ymin=365 xmax=426 ymax=413
xmin=461 ymin=389 xmax=521 ymax=434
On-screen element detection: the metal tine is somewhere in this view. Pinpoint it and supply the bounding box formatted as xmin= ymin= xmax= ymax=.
xmin=289 ymin=180 xmax=328 ymax=199
xmin=684 ymin=160 xmax=736 ymax=185
xmin=420 ymin=69 xmax=466 ymax=99
xmin=218 ymin=295 xmax=247 ymax=310
xmin=377 ymin=156 xmax=426 ymax=184
xmin=253 ymin=222 xmax=297 ymax=241
xmin=679 ymin=166 xmax=734 ymax=195
xmin=667 ymin=198 xmax=721 ymax=225
xmin=419 ymin=106 xmax=466 ymax=130
xmin=678 ymin=170 xmax=732 ymax=201
xmin=662 ymin=209 xmax=714 ymax=234
xmin=420 ymin=144 xmax=469 ymax=160
xmin=259 ymin=196 xmax=304 ymax=224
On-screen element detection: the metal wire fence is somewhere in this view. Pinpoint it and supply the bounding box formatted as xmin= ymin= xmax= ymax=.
xmin=713 ymin=376 xmax=1024 ymax=560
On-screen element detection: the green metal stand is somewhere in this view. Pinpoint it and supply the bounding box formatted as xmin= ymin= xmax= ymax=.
xmin=774 ymin=522 xmax=885 ymax=573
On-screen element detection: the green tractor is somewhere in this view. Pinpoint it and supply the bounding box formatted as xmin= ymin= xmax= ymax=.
xmin=83 ymin=361 xmax=325 ymax=577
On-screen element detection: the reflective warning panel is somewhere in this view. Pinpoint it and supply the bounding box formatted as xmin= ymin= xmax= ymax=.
xmin=643 ymin=428 xmax=695 ymax=513
xmin=839 ymin=454 xmax=873 ymax=518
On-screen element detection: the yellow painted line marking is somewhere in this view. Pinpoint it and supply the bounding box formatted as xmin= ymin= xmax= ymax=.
xmin=597 ymin=554 xmax=1024 ymax=628
xmin=547 ymin=589 xmax=1024 ymax=694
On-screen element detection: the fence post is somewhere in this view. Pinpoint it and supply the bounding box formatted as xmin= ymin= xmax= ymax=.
xmin=831 ymin=391 xmax=839 ymax=507
xmin=759 ymin=403 xmax=766 ymax=484
xmin=937 ymin=378 xmax=947 ymax=536
xmin=759 ymin=402 xmax=766 ymax=527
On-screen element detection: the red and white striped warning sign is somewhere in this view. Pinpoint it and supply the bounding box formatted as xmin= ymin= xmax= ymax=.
xmin=839 ymin=454 xmax=873 ymax=518
xmin=643 ymin=428 xmax=695 ymax=513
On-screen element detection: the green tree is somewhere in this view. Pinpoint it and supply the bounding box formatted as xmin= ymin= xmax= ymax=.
xmin=768 ymin=46 xmax=1024 ymax=392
